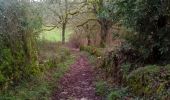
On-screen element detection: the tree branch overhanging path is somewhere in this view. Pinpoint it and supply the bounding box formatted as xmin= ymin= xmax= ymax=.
xmin=41 ymin=0 xmax=88 ymax=44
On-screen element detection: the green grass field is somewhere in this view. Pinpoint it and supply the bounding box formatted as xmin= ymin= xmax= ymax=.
xmin=39 ymin=27 xmax=72 ymax=42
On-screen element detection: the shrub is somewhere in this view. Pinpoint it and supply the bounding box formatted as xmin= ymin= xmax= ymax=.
xmin=107 ymin=91 xmax=121 ymax=100
xmin=112 ymin=0 xmax=170 ymax=63
xmin=127 ymin=65 xmax=170 ymax=98
xmin=95 ymin=81 xmax=108 ymax=96
xmin=80 ymin=46 xmax=102 ymax=57
xmin=107 ymin=87 xmax=129 ymax=100
xmin=99 ymin=43 xmax=141 ymax=85
xmin=0 ymin=0 xmax=42 ymax=90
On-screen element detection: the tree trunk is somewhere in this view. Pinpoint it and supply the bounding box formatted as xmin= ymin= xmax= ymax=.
xmin=62 ymin=23 xmax=66 ymax=44
xmin=87 ymin=34 xmax=91 ymax=46
xmin=100 ymin=20 xmax=108 ymax=47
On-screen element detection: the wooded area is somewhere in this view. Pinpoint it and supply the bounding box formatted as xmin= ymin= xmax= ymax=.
xmin=0 ymin=0 xmax=170 ymax=99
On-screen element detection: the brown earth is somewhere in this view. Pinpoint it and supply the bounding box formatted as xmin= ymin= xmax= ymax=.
xmin=52 ymin=50 xmax=102 ymax=100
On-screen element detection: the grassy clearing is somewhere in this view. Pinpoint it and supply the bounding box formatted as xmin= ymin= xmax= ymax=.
xmin=0 ymin=46 xmax=76 ymax=100
xmin=39 ymin=27 xmax=72 ymax=42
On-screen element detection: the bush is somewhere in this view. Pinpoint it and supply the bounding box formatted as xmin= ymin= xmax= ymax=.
xmin=107 ymin=91 xmax=121 ymax=100
xmin=112 ymin=0 xmax=170 ymax=63
xmin=127 ymin=65 xmax=170 ymax=98
xmin=107 ymin=87 xmax=128 ymax=100
xmin=0 ymin=1 xmax=42 ymax=90
xmin=99 ymin=43 xmax=141 ymax=85
xmin=80 ymin=46 xmax=102 ymax=57
xmin=95 ymin=81 xmax=108 ymax=96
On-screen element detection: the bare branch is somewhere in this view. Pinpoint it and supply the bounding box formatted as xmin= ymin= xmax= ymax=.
xmin=33 ymin=25 xmax=58 ymax=34
xmin=48 ymin=7 xmax=62 ymax=20
xmin=42 ymin=25 xmax=58 ymax=31
xmin=76 ymin=19 xmax=99 ymax=27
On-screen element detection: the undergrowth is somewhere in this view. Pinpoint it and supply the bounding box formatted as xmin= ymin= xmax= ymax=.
xmin=0 ymin=45 xmax=75 ymax=100
xmin=83 ymin=44 xmax=170 ymax=100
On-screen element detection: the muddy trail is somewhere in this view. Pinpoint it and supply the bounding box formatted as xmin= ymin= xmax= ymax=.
xmin=52 ymin=51 xmax=102 ymax=100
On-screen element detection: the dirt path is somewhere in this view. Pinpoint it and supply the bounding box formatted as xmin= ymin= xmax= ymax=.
xmin=52 ymin=52 xmax=102 ymax=100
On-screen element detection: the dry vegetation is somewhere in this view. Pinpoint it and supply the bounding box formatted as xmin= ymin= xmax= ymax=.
xmin=0 ymin=0 xmax=170 ymax=99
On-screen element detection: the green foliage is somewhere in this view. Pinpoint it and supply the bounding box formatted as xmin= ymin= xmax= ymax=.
xmin=0 ymin=0 xmax=42 ymax=90
xmin=121 ymin=63 xmax=132 ymax=76
xmin=99 ymin=42 xmax=140 ymax=79
xmin=107 ymin=87 xmax=128 ymax=100
xmin=95 ymin=80 xmax=130 ymax=100
xmin=111 ymin=0 xmax=170 ymax=62
xmin=99 ymin=50 xmax=116 ymax=77
xmin=80 ymin=46 xmax=102 ymax=57
xmin=88 ymin=0 xmax=115 ymax=20
xmin=107 ymin=91 xmax=120 ymax=100
xmin=95 ymin=81 xmax=108 ymax=96
xmin=0 ymin=46 xmax=75 ymax=100
xmin=98 ymin=44 xmax=170 ymax=99
xmin=127 ymin=65 xmax=170 ymax=98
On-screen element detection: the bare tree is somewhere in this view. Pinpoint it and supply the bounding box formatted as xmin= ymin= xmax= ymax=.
xmin=41 ymin=0 xmax=86 ymax=44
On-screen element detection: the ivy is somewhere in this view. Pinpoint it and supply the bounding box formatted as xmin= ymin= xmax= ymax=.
xmin=111 ymin=0 xmax=170 ymax=62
